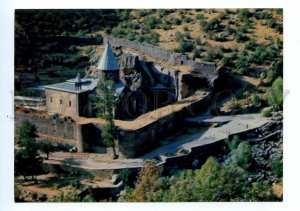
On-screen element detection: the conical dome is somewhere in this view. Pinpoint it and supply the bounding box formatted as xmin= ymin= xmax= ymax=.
xmin=97 ymin=43 xmax=119 ymax=71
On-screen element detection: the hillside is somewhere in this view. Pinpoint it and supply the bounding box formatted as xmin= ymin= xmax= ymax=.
xmin=15 ymin=9 xmax=283 ymax=112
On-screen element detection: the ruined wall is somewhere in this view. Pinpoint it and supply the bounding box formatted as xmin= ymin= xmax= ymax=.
xmin=15 ymin=112 xmax=76 ymax=141
xmin=103 ymin=37 xmax=217 ymax=72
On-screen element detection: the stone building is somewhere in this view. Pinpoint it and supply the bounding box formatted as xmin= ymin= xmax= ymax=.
xmin=44 ymin=74 xmax=98 ymax=117
xmin=44 ymin=43 xmax=125 ymax=117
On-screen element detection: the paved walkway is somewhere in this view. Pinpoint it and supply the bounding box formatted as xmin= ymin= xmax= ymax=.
xmin=45 ymin=113 xmax=269 ymax=170
xmin=140 ymin=113 xmax=268 ymax=160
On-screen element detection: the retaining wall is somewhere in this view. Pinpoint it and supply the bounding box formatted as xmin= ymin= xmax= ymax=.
xmin=161 ymin=122 xmax=268 ymax=172
xmin=117 ymin=94 xmax=210 ymax=158
xmin=15 ymin=112 xmax=76 ymax=141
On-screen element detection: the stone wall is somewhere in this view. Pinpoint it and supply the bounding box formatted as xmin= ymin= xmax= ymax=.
xmin=117 ymin=94 xmax=210 ymax=158
xmin=45 ymin=89 xmax=91 ymax=117
xmin=45 ymin=89 xmax=79 ymax=117
xmin=77 ymin=123 xmax=106 ymax=153
xmin=103 ymin=36 xmax=218 ymax=72
xmin=15 ymin=92 xmax=210 ymax=158
xmin=15 ymin=112 xmax=76 ymax=141
xmin=161 ymin=122 xmax=269 ymax=174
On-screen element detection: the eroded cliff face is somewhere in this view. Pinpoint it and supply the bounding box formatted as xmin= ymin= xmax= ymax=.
xmin=118 ymin=52 xmax=219 ymax=101
xmin=119 ymin=53 xmax=152 ymax=92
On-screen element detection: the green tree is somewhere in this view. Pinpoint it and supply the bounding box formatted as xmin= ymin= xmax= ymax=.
xmin=48 ymin=187 xmax=81 ymax=202
xmin=228 ymin=142 xmax=252 ymax=170
xmin=39 ymin=141 xmax=55 ymax=160
xmin=92 ymin=80 xmax=119 ymax=159
xmin=17 ymin=120 xmax=38 ymax=144
xmin=266 ymin=77 xmax=283 ymax=111
xmin=119 ymin=160 xmax=163 ymax=202
xmin=15 ymin=138 xmax=43 ymax=180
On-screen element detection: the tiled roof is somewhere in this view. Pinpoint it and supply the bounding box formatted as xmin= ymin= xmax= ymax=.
xmin=97 ymin=43 xmax=119 ymax=71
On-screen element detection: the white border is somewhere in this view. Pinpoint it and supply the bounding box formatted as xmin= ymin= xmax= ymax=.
xmin=1 ymin=1 xmax=299 ymax=211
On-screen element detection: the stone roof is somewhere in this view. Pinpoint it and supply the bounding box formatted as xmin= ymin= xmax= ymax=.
xmin=97 ymin=43 xmax=119 ymax=71
xmin=44 ymin=78 xmax=99 ymax=94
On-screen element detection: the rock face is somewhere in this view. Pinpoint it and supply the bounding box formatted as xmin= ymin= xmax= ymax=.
xmin=250 ymin=111 xmax=283 ymax=184
xmin=119 ymin=53 xmax=153 ymax=92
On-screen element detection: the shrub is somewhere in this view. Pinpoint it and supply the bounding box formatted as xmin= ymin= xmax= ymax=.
xmin=212 ymin=33 xmax=227 ymax=42
xmin=193 ymin=48 xmax=201 ymax=58
xmin=184 ymin=16 xmax=193 ymax=23
xmin=162 ymin=22 xmax=172 ymax=30
xmin=229 ymin=142 xmax=252 ymax=170
xmin=175 ymin=31 xmax=184 ymax=42
xmin=137 ymin=32 xmax=160 ymax=45
xmin=225 ymin=135 xmax=240 ymax=151
xmin=235 ymin=57 xmax=249 ymax=74
xmin=270 ymin=159 xmax=283 ymax=177
xmin=200 ymin=18 xmax=221 ymax=32
xmin=238 ymin=23 xmax=250 ymax=34
xmin=111 ymin=27 xmax=127 ymax=38
xmin=245 ymin=39 xmax=258 ymax=51
xmin=195 ymin=37 xmax=201 ymax=45
xmin=178 ymin=42 xmax=194 ymax=53
xmin=202 ymin=47 xmax=223 ymax=62
xmin=127 ymin=32 xmax=136 ymax=41
xmin=262 ymin=107 xmax=272 ymax=117
xmin=196 ymin=14 xmax=204 ymax=20
xmin=249 ymin=45 xmax=270 ymax=65
xmin=275 ymin=24 xmax=283 ymax=33
xmin=225 ymin=25 xmax=236 ymax=35
xmin=267 ymin=19 xmax=277 ymax=29
xmin=238 ymin=9 xmax=251 ymax=21
xmin=171 ymin=18 xmax=182 ymax=25
xmin=252 ymin=94 xmax=261 ymax=106
xmin=253 ymin=10 xmax=272 ymax=20
xmin=266 ymin=77 xmax=283 ymax=111
xmin=234 ymin=32 xmax=249 ymax=42
xmin=144 ymin=16 xmax=159 ymax=29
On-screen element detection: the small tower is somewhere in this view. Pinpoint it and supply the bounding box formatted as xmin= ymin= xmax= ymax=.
xmin=97 ymin=42 xmax=120 ymax=83
xmin=74 ymin=73 xmax=82 ymax=91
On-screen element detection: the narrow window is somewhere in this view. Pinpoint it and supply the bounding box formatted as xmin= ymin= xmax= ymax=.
xmin=60 ymin=99 xmax=63 ymax=105
xmin=69 ymin=101 xmax=71 ymax=107
xmin=50 ymin=97 xmax=53 ymax=103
